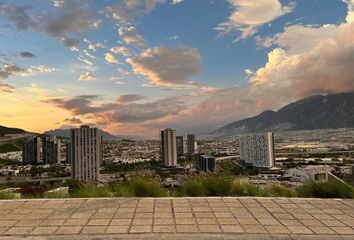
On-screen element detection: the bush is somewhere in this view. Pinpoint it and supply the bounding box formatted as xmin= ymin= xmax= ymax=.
xmin=266 ymin=184 xmax=297 ymax=197
xmin=202 ymin=176 xmax=233 ymax=196
xmin=0 ymin=192 xmax=16 ymax=199
xmin=71 ymin=184 xmax=112 ymax=198
xmin=131 ymin=178 xmax=167 ymax=197
xmin=296 ymin=181 xmax=353 ymax=198
xmin=176 ymin=179 xmax=206 ymax=197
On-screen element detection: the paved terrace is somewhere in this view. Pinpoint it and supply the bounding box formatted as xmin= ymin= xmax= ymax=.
xmin=0 ymin=197 xmax=353 ymax=239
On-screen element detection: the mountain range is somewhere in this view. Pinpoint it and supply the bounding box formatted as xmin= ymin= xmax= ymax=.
xmin=43 ymin=129 xmax=120 ymax=140
xmin=213 ymin=92 xmax=354 ymax=136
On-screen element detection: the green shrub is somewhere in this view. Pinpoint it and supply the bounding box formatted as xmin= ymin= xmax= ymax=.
xmin=296 ymin=181 xmax=353 ymax=198
xmin=0 ymin=192 xmax=16 ymax=199
xmin=266 ymin=184 xmax=297 ymax=197
xmin=131 ymin=178 xmax=167 ymax=197
xmin=176 ymin=179 xmax=206 ymax=197
xmin=71 ymin=184 xmax=112 ymax=198
xmin=202 ymin=176 xmax=233 ymax=196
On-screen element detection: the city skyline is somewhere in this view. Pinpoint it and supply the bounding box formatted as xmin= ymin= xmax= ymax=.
xmin=1 ymin=0 xmax=354 ymax=137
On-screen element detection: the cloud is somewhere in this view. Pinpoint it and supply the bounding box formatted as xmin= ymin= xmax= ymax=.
xmin=44 ymin=95 xmax=113 ymax=115
xmin=127 ymin=45 xmax=202 ymax=86
xmin=45 ymin=94 xmax=185 ymax=124
xmin=79 ymin=72 xmax=96 ymax=81
xmin=0 ymin=63 xmax=25 ymax=79
xmin=118 ymin=26 xmax=145 ymax=46
xmin=20 ymin=65 xmax=55 ymax=77
xmin=77 ymin=57 xmax=93 ymax=66
xmin=116 ymin=94 xmax=146 ymax=103
xmin=110 ymin=46 xmax=130 ymax=56
xmin=171 ymin=0 xmax=184 ymax=4
xmin=61 ymin=38 xmax=79 ymax=48
xmin=106 ymin=0 xmax=165 ymax=24
xmin=20 ymin=51 xmax=35 ymax=58
xmin=64 ymin=117 xmax=82 ymax=124
xmin=215 ymin=0 xmax=294 ymax=41
xmin=0 ymin=83 xmax=15 ymax=93
xmin=0 ymin=4 xmax=35 ymax=30
xmin=104 ymin=52 xmax=119 ymax=64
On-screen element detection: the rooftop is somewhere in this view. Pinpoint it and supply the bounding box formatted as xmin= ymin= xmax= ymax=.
xmin=0 ymin=197 xmax=353 ymax=239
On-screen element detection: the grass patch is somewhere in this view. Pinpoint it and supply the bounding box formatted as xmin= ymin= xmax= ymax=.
xmin=296 ymin=180 xmax=353 ymax=198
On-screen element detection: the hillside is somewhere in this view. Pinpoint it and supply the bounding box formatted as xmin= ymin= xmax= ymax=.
xmin=0 ymin=125 xmax=26 ymax=136
xmin=214 ymin=92 xmax=354 ymax=136
xmin=44 ymin=128 xmax=120 ymax=140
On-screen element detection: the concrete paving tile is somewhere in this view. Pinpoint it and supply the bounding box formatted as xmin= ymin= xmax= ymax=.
xmin=264 ymin=225 xmax=290 ymax=234
xmin=117 ymin=208 xmax=135 ymax=213
xmin=198 ymin=224 xmax=221 ymax=233
xmin=87 ymin=218 xmax=111 ymax=226
xmin=114 ymin=212 xmax=134 ymax=218
xmin=70 ymin=212 xmax=94 ymax=219
xmin=321 ymin=219 xmax=346 ymax=227
xmin=81 ymin=226 xmax=106 ymax=234
xmin=134 ymin=213 xmax=153 ymax=218
xmin=175 ymin=218 xmax=196 ymax=225
xmin=309 ymin=226 xmax=337 ymax=235
xmin=220 ymin=224 xmax=244 ymax=233
xmin=237 ymin=218 xmax=259 ymax=225
xmin=217 ymin=218 xmax=238 ymax=225
xmin=129 ymin=225 xmax=151 ymax=233
xmin=153 ymin=225 xmax=175 ymax=233
xmin=110 ymin=218 xmax=132 ymax=225
xmin=55 ymin=226 xmax=83 ymax=235
xmin=136 ymin=208 xmax=153 ymax=213
xmin=176 ymin=224 xmax=199 ymax=233
xmin=0 ymin=220 xmax=18 ymax=227
xmin=194 ymin=212 xmax=214 ymax=218
xmin=154 ymin=212 xmax=173 ymax=218
xmin=31 ymin=226 xmax=58 ymax=235
xmin=0 ymin=227 xmax=9 ymax=234
xmin=292 ymin=213 xmax=314 ymax=220
xmin=105 ymin=225 xmax=129 ymax=233
xmin=312 ymin=214 xmax=335 ymax=220
xmin=4 ymin=226 xmax=33 ymax=235
xmin=257 ymin=218 xmax=281 ymax=226
xmin=330 ymin=226 xmax=354 ymax=235
xmin=132 ymin=218 xmax=153 ymax=225
xmin=196 ymin=218 xmax=218 ymax=225
xmin=192 ymin=207 xmax=212 ymax=212
xmin=173 ymin=208 xmax=192 ymax=213
xmin=280 ymin=219 xmax=303 ymax=226
xmin=214 ymin=212 xmax=233 ymax=218
xmin=155 ymin=208 xmax=172 ymax=213
xmin=39 ymin=219 xmax=66 ymax=226
xmin=153 ymin=218 xmax=175 ymax=225
xmin=15 ymin=219 xmax=42 ymax=227
xmin=92 ymin=212 xmax=114 ymax=218
xmin=242 ymin=224 xmax=268 ymax=233
xmin=287 ymin=225 xmax=313 ymax=234
xmin=64 ymin=218 xmax=89 ymax=226
xmin=174 ymin=212 xmax=193 ymax=218
xmin=300 ymin=219 xmax=325 ymax=227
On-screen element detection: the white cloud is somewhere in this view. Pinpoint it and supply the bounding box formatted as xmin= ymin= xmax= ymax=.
xmin=126 ymin=45 xmax=202 ymax=86
xmin=104 ymin=52 xmax=119 ymax=64
xmin=171 ymin=0 xmax=184 ymax=4
xmin=20 ymin=65 xmax=56 ymax=77
xmin=215 ymin=0 xmax=294 ymax=41
xmin=110 ymin=46 xmax=130 ymax=56
xmin=118 ymin=26 xmax=145 ymax=46
xmin=79 ymin=72 xmax=96 ymax=81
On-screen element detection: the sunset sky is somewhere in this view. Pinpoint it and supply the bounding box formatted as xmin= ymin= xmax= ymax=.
xmin=1 ymin=0 xmax=354 ymax=137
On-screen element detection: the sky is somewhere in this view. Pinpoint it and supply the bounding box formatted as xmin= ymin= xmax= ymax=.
xmin=0 ymin=0 xmax=354 ymax=137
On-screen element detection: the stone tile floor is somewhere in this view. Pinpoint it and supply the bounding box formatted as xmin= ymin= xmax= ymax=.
xmin=0 ymin=197 xmax=353 ymax=239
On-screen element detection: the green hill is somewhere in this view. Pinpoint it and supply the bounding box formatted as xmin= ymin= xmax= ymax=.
xmin=0 ymin=125 xmax=26 ymax=136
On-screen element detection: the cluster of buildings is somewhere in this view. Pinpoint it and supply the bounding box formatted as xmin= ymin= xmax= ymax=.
xmin=22 ymin=136 xmax=61 ymax=165
xmin=160 ymin=129 xmax=198 ymax=166
xmin=23 ymin=126 xmax=102 ymax=182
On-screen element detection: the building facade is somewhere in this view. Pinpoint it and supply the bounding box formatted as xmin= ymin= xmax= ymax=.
xmin=160 ymin=128 xmax=177 ymax=167
xmin=176 ymin=136 xmax=186 ymax=157
xmin=187 ymin=134 xmax=197 ymax=156
xmin=70 ymin=125 xmax=102 ymax=182
xmin=197 ymin=154 xmax=216 ymax=172
xmin=42 ymin=137 xmax=61 ymax=164
xmin=22 ymin=137 xmax=41 ymax=164
xmin=239 ymin=132 xmax=275 ymax=168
